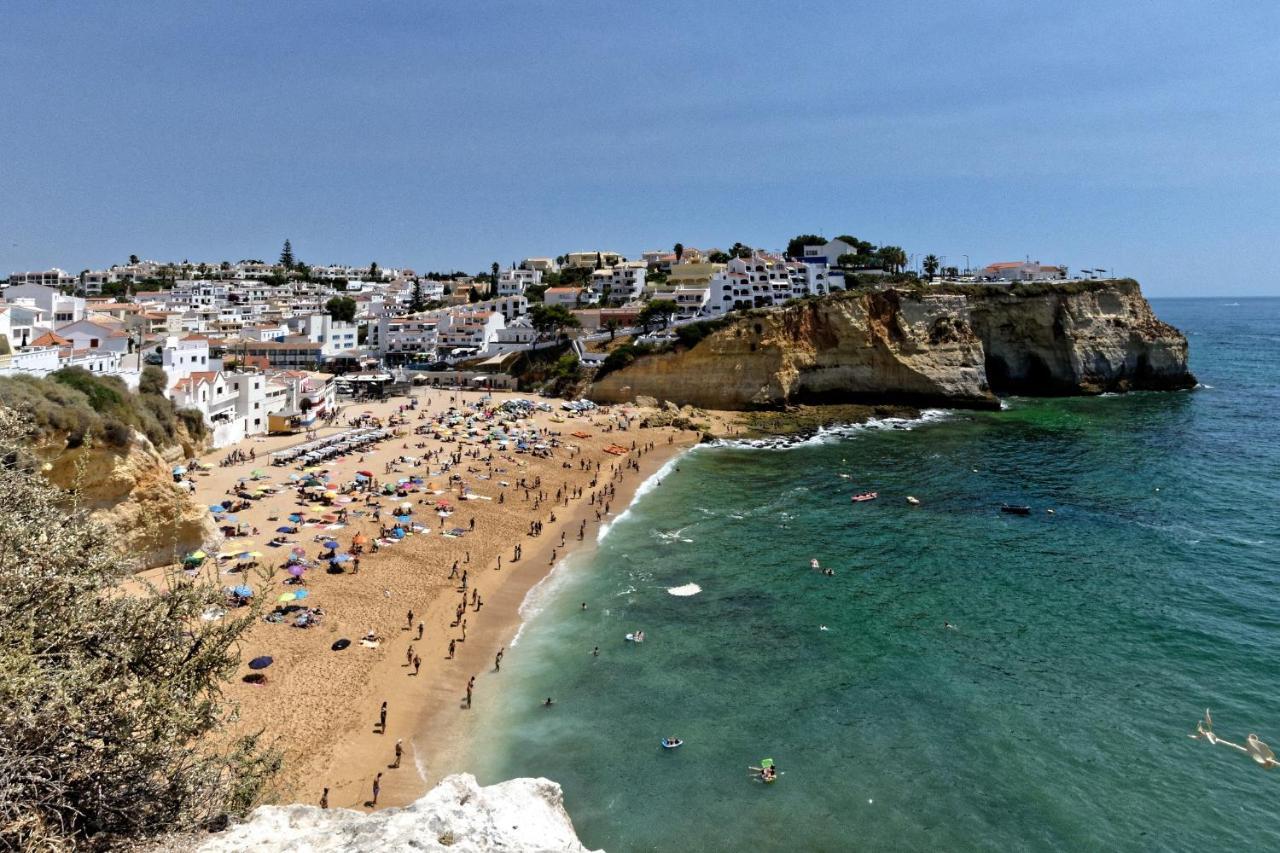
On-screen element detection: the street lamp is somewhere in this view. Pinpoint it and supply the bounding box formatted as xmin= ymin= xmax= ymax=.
xmin=963 ymin=255 xmax=970 ymax=275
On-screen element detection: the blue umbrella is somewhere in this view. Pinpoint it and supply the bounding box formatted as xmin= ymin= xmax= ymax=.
xmin=209 ymin=504 xmax=226 ymax=513
xmin=354 ymin=473 xmax=369 ymax=481
xmin=392 ymin=528 xmax=405 ymax=539
xmin=222 ymin=514 xmax=237 ymax=522
xmin=334 ymin=553 xmax=353 ymax=562
xmin=238 ymin=552 xmax=252 ymax=560
xmin=276 ymin=526 xmax=294 ymax=533
xmin=323 ymin=540 xmax=339 ymax=550
xmin=232 ymin=585 xmax=253 ymax=597
xmin=288 ymin=513 xmax=303 ymax=522
xmin=294 ymin=588 xmax=310 ymax=600
xmin=248 ymin=655 xmax=273 ymax=670
xmin=395 ymin=514 xmax=411 ymax=523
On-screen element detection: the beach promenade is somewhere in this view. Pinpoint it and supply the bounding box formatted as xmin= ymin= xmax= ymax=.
xmin=151 ymin=388 xmax=694 ymax=812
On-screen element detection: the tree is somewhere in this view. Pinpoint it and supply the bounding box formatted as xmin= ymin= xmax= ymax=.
xmin=674 ymin=242 xmax=685 ymax=263
xmin=835 ymin=235 xmax=877 ymax=254
xmin=638 ymin=299 xmax=679 ymax=332
xmin=708 ymin=250 xmax=731 ymax=264
xmin=529 ymin=304 xmax=581 ymax=341
xmin=468 ymin=286 xmax=481 ymax=304
xmin=878 ymin=246 xmax=908 ymax=273
xmin=0 ymin=409 xmax=279 ymax=848
xmin=325 ymin=296 xmax=357 ymax=323
xmin=279 ymin=239 xmax=295 ymax=270
xmin=786 ymin=234 xmax=825 ymax=260
xmin=138 ymin=364 xmax=168 ymax=396
xmin=595 ymin=252 xmax=604 ymax=270
xmin=922 ymin=254 xmax=940 ymax=277
xmin=368 ymin=261 xmax=379 ymax=281
xmin=128 ymin=254 xmax=139 ymax=265
xmin=730 ymin=242 xmax=752 ymax=259
xmin=604 ymin=319 xmax=620 ymax=341
xmin=409 ymin=280 xmax=427 ymax=313
xmin=491 ymin=261 xmax=500 ymax=284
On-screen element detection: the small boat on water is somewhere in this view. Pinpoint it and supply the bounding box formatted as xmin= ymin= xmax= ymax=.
xmin=851 ymin=492 xmax=878 ymax=503
xmin=1000 ymin=504 xmax=1032 ymax=516
xmin=661 ymin=737 xmax=684 ymax=749
xmin=906 ymin=496 xmax=920 ymax=506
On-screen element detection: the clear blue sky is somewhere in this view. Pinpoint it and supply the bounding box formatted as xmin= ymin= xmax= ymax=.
xmin=3 ymin=1 xmax=1277 ymax=296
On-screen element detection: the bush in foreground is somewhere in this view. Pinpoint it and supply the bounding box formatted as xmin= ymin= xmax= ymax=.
xmin=0 ymin=408 xmax=279 ymax=849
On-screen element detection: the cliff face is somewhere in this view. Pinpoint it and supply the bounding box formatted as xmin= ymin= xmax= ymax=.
xmin=199 ymin=774 xmax=600 ymax=853
xmin=588 ymin=281 xmax=1193 ymax=410
xmin=39 ymin=432 xmax=213 ymax=570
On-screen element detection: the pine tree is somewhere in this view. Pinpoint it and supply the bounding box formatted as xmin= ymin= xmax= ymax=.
xmin=279 ymin=239 xmax=295 ymax=270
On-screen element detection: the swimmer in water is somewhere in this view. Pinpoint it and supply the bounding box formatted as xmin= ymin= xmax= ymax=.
xmin=810 ymin=558 xmax=820 ymax=570
xmin=944 ymin=621 xmax=956 ymax=630
xmin=819 ymin=625 xmax=829 ymax=631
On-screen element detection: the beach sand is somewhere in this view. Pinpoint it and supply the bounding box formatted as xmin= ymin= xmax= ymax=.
xmin=147 ymin=388 xmax=695 ymax=812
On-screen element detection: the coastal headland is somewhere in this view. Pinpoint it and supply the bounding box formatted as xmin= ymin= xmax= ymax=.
xmin=588 ymin=280 xmax=1195 ymax=411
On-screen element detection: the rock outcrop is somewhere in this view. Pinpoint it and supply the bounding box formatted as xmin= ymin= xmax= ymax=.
xmin=199 ymin=774 xmax=599 ymax=853
xmin=38 ymin=432 xmax=213 ymax=569
xmin=588 ymin=280 xmax=1193 ymax=410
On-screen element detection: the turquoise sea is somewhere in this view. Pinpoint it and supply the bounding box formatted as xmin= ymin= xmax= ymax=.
xmin=471 ymin=298 xmax=1280 ymax=852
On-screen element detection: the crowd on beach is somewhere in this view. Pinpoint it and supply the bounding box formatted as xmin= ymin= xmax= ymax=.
xmin=180 ymin=388 xmax=684 ymax=811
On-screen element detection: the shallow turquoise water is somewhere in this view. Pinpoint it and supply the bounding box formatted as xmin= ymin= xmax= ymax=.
xmin=471 ymin=298 xmax=1280 ymax=852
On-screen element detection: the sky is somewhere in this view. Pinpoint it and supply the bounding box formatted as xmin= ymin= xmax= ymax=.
xmin=2 ymin=0 xmax=1278 ymax=296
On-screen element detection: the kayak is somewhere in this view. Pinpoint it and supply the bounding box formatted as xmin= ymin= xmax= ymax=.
xmin=851 ymin=492 xmax=878 ymax=503
xmin=1000 ymin=504 xmax=1032 ymax=515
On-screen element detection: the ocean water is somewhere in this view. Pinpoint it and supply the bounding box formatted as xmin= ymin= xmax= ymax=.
xmin=471 ymin=298 xmax=1280 ymax=852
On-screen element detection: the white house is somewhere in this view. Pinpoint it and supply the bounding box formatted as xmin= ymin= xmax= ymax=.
xmin=7 ymin=269 xmax=77 ymax=290
xmin=161 ymin=334 xmax=212 ymax=386
xmin=3 ymin=284 xmax=85 ymax=326
xmin=799 ymin=238 xmax=859 ymax=265
xmin=978 ymin=261 xmax=1067 ymax=281
xmin=590 ymin=262 xmax=647 ymax=304
xmin=496 ymin=267 xmax=542 ymax=297
xmin=376 ymin=314 xmax=440 ymax=361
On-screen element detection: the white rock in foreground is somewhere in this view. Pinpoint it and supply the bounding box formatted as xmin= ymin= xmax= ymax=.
xmin=200 ymin=774 xmax=601 ymax=852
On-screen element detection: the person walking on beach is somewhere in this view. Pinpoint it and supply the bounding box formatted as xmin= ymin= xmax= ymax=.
xmin=393 ymin=739 xmax=403 ymax=768
xmin=371 ymin=773 xmax=382 ymax=806
xmin=465 ymin=683 xmax=473 ymax=709
xmin=406 ymin=645 xmax=415 ymax=666
xmin=449 ymin=561 xmax=458 ymax=579
xmin=494 ymin=647 xmax=504 ymax=671
xmin=417 ymin=621 xmax=424 ymax=640
xmin=406 ymin=609 xmax=415 ymax=630
xmin=413 ymin=654 xmax=421 ymax=676
xmin=449 ymin=639 xmax=456 ymax=659
xmin=320 ymin=788 xmax=329 ymax=809
xmin=378 ymin=701 xmax=387 ymax=733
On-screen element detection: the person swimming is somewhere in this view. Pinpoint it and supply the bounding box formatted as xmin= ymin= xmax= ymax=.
xmin=810 ymin=558 xmax=820 ymax=569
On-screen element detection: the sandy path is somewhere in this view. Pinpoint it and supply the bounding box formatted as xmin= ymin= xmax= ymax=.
xmin=149 ymin=388 xmax=694 ymax=811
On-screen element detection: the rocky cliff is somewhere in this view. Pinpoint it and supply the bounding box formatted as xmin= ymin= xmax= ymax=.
xmin=588 ymin=280 xmax=1193 ymax=410
xmin=198 ymin=774 xmax=599 ymax=853
xmin=38 ymin=431 xmax=213 ymax=569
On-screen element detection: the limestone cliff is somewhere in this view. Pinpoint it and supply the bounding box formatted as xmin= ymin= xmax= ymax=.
xmin=199 ymin=774 xmax=600 ymax=853
xmin=37 ymin=431 xmax=213 ymax=570
xmin=588 ymin=280 xmax=1193 ymax=410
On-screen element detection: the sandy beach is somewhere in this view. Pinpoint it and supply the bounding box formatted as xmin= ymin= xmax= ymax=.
xmin=146 ymin=388 xmax=696 ymax=812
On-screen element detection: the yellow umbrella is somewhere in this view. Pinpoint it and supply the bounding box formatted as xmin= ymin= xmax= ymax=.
xmin=277 ymin=592 xmax=296 ymax=603
xmin=249 ymin=551 xmax=263 ymax=558
xmin=189 ymin=549 xmax=207 ymax=560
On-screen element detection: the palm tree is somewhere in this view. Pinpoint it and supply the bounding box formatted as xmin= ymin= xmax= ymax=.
xmin=879 ymin=246 xmax=908 ymax=274
xmin=674 ymin=242 xmax=684 ymax=263
xmin=922 ymin=255 xmax=940 ymax=277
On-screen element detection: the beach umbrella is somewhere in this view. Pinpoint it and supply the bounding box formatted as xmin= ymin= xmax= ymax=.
xmin=249 ymin=551 xmax=263 ymax=558
xmin=288 ymin=565 xmax=305 ymax=577
xmin=251 ymin=469 xmax=264 ymax=478
xmin=291 ymin=545 xmax=305 ymax=555
xmin=277 ymin=592 xmax=297 ymax=603
xmin=334 ymin=553 xmax=352 ymax=562
xmin=276 ymin=526 xmax=294 ymax=533
xmin=172 ymin=466 xmax=187 ymax=476
xmin=357 ymin=470 xmax=374 ymax=477
xmin=209 ymin=504 xmax=226 ymax=513
xmin=288 ymin=513 xmax=303 ymax=522
xmin=323 ymin=540 xmax=339 ymax=550
xmin=222 ymin=514 xmax=238 ymax=522
xmin=186 ymin=550 xmax=206 ymax=562
xmin=248 ymin=656 xmax=273 ymax=670
xmin=232 ymin=585 xmax=253 ymax=597
xmin=238 ymin=552 xmax=252 ymax=560
xmin=294 ymin=588 xmax=310 ymax=600
xmin=352 ymin=533 xmax=368 ymax=546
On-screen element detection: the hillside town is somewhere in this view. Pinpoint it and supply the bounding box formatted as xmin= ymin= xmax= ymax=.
xmin=0 ymin=238 xmax=1078 ymax=447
